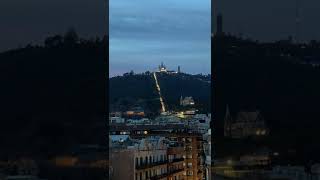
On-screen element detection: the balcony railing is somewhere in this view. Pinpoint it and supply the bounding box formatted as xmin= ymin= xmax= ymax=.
xmin=150 ymin=169 xmax=185 ymax=180
xmin=168 ymin=168 xmax=185 ymax=175
xmin=136 ymin=160 xmax=168 ymax=170
xmin=170 ymin=158 xmax=184 ymax=163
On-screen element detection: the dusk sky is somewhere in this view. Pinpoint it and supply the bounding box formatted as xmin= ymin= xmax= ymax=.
xmin=0 ymin=0 xmax=106 ymax=52
xmin=109 ymin=0 xmax=211 ymax=77
xmin=216 ymin=0 xmax=320 ymax=42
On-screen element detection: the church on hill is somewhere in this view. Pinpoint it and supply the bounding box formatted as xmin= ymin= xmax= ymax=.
xmin=224 ymin=105 xmax=269 ymax=138
xmin=157 ymin=62 xmax=181 ymax=74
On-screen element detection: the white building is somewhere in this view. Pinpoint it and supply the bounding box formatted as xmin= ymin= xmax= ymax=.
xmin=110 ymin=117 xmax=125 ymax=124
xmin=180 ymin=96 xmax=195 ymax=106
xmin=189 ymin=114 xmax=211 ymax=134
xmin=110 ymin=136 xmax=168 ymax=180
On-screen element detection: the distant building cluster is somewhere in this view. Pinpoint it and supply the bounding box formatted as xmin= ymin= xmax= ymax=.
xmin=109 ymin=108 xmax=211 ymax=180
xmin=110 ymin=132 xmax=211 ymax=180
xmin=224 ymin=105 xmax=269 ymax=138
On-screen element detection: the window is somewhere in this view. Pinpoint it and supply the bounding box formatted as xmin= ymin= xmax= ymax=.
xmin=140 ymin=172 xmax=142 ymax=180
xmin=149 ymin=156 xmax=152 ymax=164
xmin=146 ymin=171 xmax=148 ymax=178
xmin=136 ymin=157 xmax=139 ymax=167
xmin=140 ymin=157 xmax=143 ymax=166
xmin=145 ymin=157 xmax=148 ymax=165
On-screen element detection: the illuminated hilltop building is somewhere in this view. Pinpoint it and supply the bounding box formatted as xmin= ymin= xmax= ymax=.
xmin=159 ymin=62 xmax=167 ymax=72
xmin=157 ymin=62 xmax=179 ymax=74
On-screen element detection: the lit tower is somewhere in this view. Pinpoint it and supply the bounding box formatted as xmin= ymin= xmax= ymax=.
xmin=295 ymin=0 xmax=301 ymax=43
xmin=159 ymin=62 xmax=167 ymax=72
xmin=216 ymin=13 xmax=223 ymax=36
xmin=224 ymin=104 xmax=232 ymax=137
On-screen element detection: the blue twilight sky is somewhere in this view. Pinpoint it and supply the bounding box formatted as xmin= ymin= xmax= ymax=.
xmin=109 ymin=0 xmax=211 ymax=77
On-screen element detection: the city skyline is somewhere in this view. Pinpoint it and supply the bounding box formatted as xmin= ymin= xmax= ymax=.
xmin=109 ymin=0 xmax=211 ymax=77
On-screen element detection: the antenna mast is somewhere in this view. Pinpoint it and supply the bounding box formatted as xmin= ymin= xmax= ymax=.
xmin=295 ymin=0 xmax=301 ymax=43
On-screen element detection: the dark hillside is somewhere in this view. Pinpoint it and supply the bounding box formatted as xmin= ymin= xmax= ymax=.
xmin=109 ymin=72 xmax=211 ymax=114
xmin=0 ymin=33 xmax=107 ymax=158
xmin=214 ymin=35 xmax=320 ymax=164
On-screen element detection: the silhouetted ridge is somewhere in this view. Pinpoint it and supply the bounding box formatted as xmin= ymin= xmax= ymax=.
xmin=0 ymin=31 xmax=107 ymax=158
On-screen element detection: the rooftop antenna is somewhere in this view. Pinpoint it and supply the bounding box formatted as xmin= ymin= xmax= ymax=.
xmin=295 ymin=0 xmax=301 ymax=43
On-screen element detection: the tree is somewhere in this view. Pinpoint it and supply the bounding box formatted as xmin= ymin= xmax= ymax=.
xmin=44 ymin=35 xmax=63 ymax=48
xmin=64 ymin=28 xmax=79 ymax=46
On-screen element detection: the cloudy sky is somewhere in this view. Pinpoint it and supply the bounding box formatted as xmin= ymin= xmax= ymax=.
xmin=109 ymin=0 xmax=211 ymax=77
xmin=0 ymin=0 xmax=106 ymax=52
xmin=215 ymin=0 xmax=320 ymax=42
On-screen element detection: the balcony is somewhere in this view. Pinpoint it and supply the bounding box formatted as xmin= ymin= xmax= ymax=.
xmin=150 ymin=169 xmax=185 ymax=180
xmin=170 ymin=158 xmax=184 ymax=163
xmin=150 ymin=173 xmax=168 ymax=180
xmin=167 ymin=147 xmax=184 ymax=154
xmin=136 ymin=160 xmax=168 ymax=170
xmin=168 ymin=168 xmax=185 ymax=176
